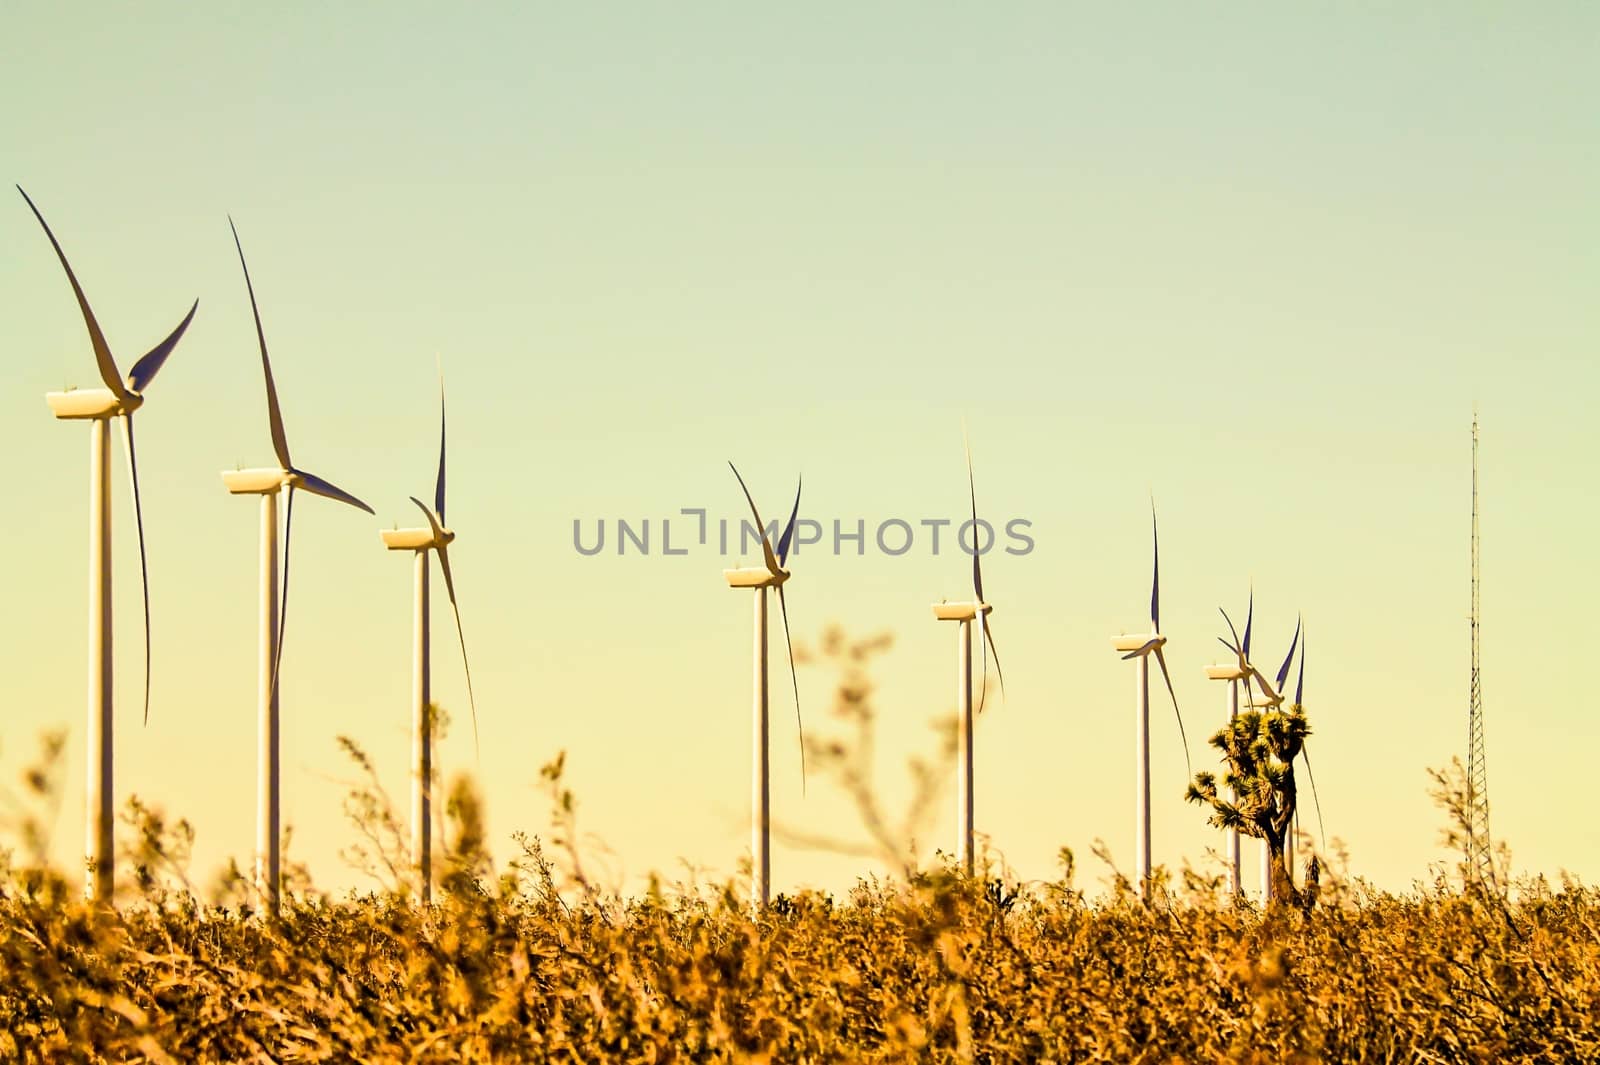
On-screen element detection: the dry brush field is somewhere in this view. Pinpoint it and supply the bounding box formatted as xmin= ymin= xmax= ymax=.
xmin=2 ymin=632 xmax=1596 ymax=1062
xmin=4 ymin=848 xmax=1597 ymax=1062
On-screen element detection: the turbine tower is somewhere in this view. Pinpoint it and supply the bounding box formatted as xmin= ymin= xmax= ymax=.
xmin=931 ymin=433 xmax=1005 ymax=876
xmin=1203 ymin=661 xmax=1245 ymax=895
xmin=1112 ymin=504 xmax=1191 ymax=900
xmin=1218 ymin=594 xmax=1281 ymax=898
xmin=21 ymin=187 xmax=198 ymax=901
xmin=724 ymin=465 xmax=804 ymax=909
xmin=382 ymin=372 xmax=479 ymax=903
xmin=1466 ymin=412 xmax=1495 ymax=891
xmin=225 ymin=219 xmax=373 ymax=918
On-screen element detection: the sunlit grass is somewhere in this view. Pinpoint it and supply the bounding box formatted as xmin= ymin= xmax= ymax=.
xmin=1 ymin=630 xmax=1595 ymax=1062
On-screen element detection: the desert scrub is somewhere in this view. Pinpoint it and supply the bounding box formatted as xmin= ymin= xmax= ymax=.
xmin=3 ymin=866 xmax=1598 ymax=1062
xmin=0 ymin=637 xmax=1595 ymax=1063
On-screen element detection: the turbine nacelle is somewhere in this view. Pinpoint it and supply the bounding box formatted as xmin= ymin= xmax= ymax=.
xmin=1113 ymin=633 xmax=1167 ymax=658
xmin=46 ymin=388 xmax=144 ymax=420
xmin=382 ymin=525 xmax=456 ymax=552
xmin=1205 ymin=664 xmax=1248 ymax=681
xmin=220 ymin=467 xmax=294 ymax=496
xmin=1245 ymin=679 xmax=1286 ymax=709
xmin=723 ymin=565 xmax=789 ymax=589
xmin=932 ymin=601 xmax=992 ymax=622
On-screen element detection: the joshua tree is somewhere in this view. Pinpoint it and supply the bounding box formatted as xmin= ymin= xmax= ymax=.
xmin=1186 ymin=704 xmax=1310 ymax=908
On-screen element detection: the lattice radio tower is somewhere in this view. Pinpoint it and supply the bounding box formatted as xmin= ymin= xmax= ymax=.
xmin=1467 ymin=411 xmax=1497 ymax=891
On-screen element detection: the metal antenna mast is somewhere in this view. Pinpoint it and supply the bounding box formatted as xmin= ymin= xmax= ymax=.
xmin=1467 ymin=410 xmax=1496 ymax=892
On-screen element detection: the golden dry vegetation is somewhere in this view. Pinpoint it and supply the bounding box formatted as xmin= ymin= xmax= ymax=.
xmin=2 ymin=631 xmax=1596 ymax=1062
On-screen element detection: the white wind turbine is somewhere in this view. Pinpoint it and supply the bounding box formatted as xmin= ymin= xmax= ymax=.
xmin=1254 ymin=621 xmax=1327 ymax=887
xmin=1286 ymin=629 xmax=1327 ymax=863
xmin=381 ymin=373 xmax=478 ymax=902
xmin=1204 ymin=589 xmax=1264 ymax=896
xmin=1202 ymin=656 xmax=1246 ymax=896
xmin=1218 ymin=602 xmax=1305 ymax=899
xmin=1262 ymin=622 xmax=1304 ymax=891
xmin=1217 ymin=597 xmax=1296 ymax=713
xmin=724 ymin=464 xmax=804 ymax=909
xmin=21 ymin=186 xmax=198 ymax=901
xmin=1111 ymin=505 xmax=1192 ymax=900
xmin=224 ymin=218 xmax=373 ymax=918
xmin=931 ymin=435 xmax=1005 ymax=876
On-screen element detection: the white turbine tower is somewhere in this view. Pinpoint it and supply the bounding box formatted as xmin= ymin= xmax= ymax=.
xmin=1202 ymin=658 xmax=1246 ymax=895
xmin=1111 ymin=505 xmax=1191 ymax=901
xmin=723 ymin=464 xmax=804 ymax=910
xmin=931 ymin=435 xmax=1005 ymax=876
xmin=225 ymin=219 xmax=373 ymax=918
xmin=1218 ymin=595 xmax=1274 ymax=897
xmin=21 ymin=186 xmax=198 ymax=902
xmin=381 ymin=374 xmax=478 ymax=902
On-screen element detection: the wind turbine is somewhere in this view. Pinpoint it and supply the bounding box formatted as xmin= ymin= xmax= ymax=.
xmin=224 ymin=218 xmax=373 ymax=918
xmin=381 ymin=372 xmax=478 ymax=903
xmin=931 ymin=435 xmax=1005 ymax=875
xmin=21 ymin=186 xmax=198 ymax=901
xmin=1285 ymin=628 xmax=1327 ymax=872
xmin=1217 ymin=600 xmax=1301 ymax=899
xmin=1264 ymin=618 xmax=1301 ymax=891
xmin=723 ymin=464 xmax=803 ymax=909
xmin=1218 ymin=595 xmax=1295 ymax=711
xmin=1111 ymin=504 xmax=1191 ymax=900
xmin=1202 ymin=658 xmax=1246 ymax=895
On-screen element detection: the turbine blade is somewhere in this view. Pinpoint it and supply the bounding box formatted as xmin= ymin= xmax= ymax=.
xmin=411 ymin=497 xmax=477 ymax=755
xmin=979 ymin=616 xmax=1006 ymax=711
xmin=228 ymin=217 xmax=293 ymax=471
xmin=1220 ymin=608 xmax=1242 ymax=656
xmin=1153 ymin=645 xmax=1192 ymax=779
xmin=965 ymin=431 xmax=985 ymax=605
xmin=1149 ymin=500 xmax=1160 ymax=631
xmin=1122 ymin=639 xmax=1157 ymax=660
xmin=127 ymin=300 xmax=198 ymax=393
xmin=442 ymin=553 xmax=479 ymax=759
xmin=1275 ymin=616 xmax=1302 ymax=691
xmin=434 ymin=366 xmax=447 ymax=523
xmin=776 ymin=475 xmax=802 ymax=567
xmin=1243 ymin=589 xmax=1254 ymax=658
xmin=1250 ymin=667 xmax=1280 ymax=705
xmin=963 ymin=428 xmax=997 ymax=712
xmin=268 ymin=485 xmax=296 ymax=712
xmin=18 ymin=186 xmax=127 ymax=398
xmin=976 ymin=609 xmax=990 ymax=713
xmin=775 ymin=584 xmax=805 ymax=790
xmin=1301 ymin=745 xmax=1328 ymax=853
xmin=1295 ymin=628 xmax=1307 ymax=707
xmin=120 ymin=414 xmax=152 ymax=725
xmin=728 ymin=462 xmax=781 ymax=576
xmin=294 ymin=469 xmax=374 ymax=515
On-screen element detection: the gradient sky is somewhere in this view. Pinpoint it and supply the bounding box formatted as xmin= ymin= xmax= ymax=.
xmin=3 ymin=4 xmax=1596 ymax=899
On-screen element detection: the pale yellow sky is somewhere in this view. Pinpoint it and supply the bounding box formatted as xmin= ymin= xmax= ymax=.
xmin=2 ymin=3 xmax=1596 ymax=898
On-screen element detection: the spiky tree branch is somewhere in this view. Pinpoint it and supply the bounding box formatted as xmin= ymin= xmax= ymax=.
xmin=1186 ymin=706 xmax=1311 ymax=909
